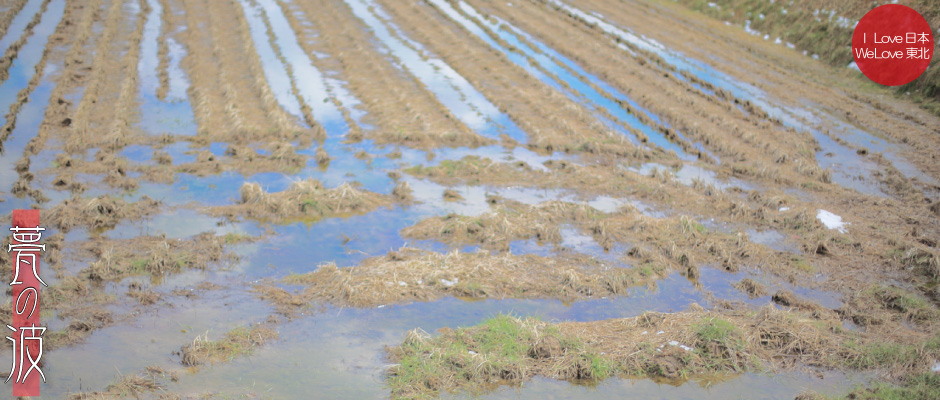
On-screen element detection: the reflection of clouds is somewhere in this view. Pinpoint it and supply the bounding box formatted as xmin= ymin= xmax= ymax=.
xmin=559 ymin=225 xmax=629 ymax=266
xmin=42 ymin=284 xmax=271 ymax=397
xmin=812 ymin=130 xmax=886 ymax=197
xmin=0 ymin=2 xmax=64 ymax=215
xmin=449 ymin=0 xmax=703 ymax=159
xmin=138 ymin=0 xmax=162 ymax=97
xmin=239 ymin=0 xmax=304 ymax=122
xmin=631 ymin=163 xmax=755 ymax=193
xmin=547 ymin=0 xmax=664 ymax=53
xmin=165 ymin=38 xmax=190 ymax=101
xmin=0 ymin=0 xmax=44 ymax=56
xmin=345 ymin=0 xmax=521 ymax=141
xmin=554 ymin=0 xmax=930 ymax=196
xmin=0 ymin=0 xmax=64 ymax=128
xmin=509 ymin=147 xmax=574 ymax=172
xmin=105 ymin=208 xmax=250 ymax=240
xmin=745 ymin=229 xmax=799 ymax=254
xmin=325 ymin=77 xmax=366 ymax=125
xmin=829 ymin=118 xmax=937 ymax=186
xmin=251 ymin=0 xmax=347 ymax=129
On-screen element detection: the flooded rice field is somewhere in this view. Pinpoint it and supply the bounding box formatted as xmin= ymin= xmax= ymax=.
xmin=0 ymin=0 xmax=939 ymax=398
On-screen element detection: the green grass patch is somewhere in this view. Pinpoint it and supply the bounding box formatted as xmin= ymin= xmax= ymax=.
xmin=180 ymin=325 xmax=278 ymax=366
xmin=868 ymin=285 xmax=938 ymax=321
xmin=855 ymin=373 xmax=940 ymax=400
xmin=386 ymin=315 xmax=607 ymax=399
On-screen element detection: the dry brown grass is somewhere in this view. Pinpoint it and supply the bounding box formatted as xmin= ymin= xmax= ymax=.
xmin=67 ymin=0 xmax=135 ymax=152
xmin=45 ymin=195 xmax=160 ymax=232
xmin=0 ymin=0 xmax=28 ymax=41
xmin=377 ymin=0 xmax=657 ymax=160
xmin=42 ymin=303 xmax=114 ymax=350
xmin=209 ymin=178 xmax=394 ymax=223
xmin=442 ymin=188 xmax=463 ymax=201
xmin=406 ymin=153 xmax=940 ymax=308
xmin=733 ymin=278 xmax=767 ymax=298
xmin=839 ymin=285 xmax=940 ymax=327
xmin=286 ymin=0 xmax=490 ymax=149
xmin=401 ymin=196 xmax=806 ymax=285
xmin=270 ymin=247 xmax=666 ymax=308
xmin=180 ymin=323 xmax=278 ymax=366
xmin=0 ymin=0 xmax=50 ymax=85
xmin=40 ymin=232 xmax=233 ymax=350
xmin=67 ymin=366 xmax=178 ymax=399
xmin=387 ymin=306 xmax=856 ymax=398
xmin=222 ymin=141 xmax=306 ymax=173
xmin=127 ymin=282 xmax=162 ymax=305
xmin=401 ymin=205 xmax=564 ymax=251
xmin=80 ymin=233 xmax=228 ymax=282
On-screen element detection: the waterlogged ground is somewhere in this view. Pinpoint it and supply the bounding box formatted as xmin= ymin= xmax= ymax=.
xmin=0 ymin=0 xmax=939 ymax=398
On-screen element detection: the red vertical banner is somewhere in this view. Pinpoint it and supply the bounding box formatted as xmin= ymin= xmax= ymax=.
xmin=10 ymin=209 xmax=43 ymax=396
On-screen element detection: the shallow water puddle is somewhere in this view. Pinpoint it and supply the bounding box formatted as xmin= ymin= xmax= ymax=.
xmin=104 ymin=207 xmax=251 ymax=240
xmin=699 ymin=266 xmax=843 ymax=310
xmin=136 ymin=95 xmax=198 ymax=136
xmin=629 ymin=162 xmax=753 ymax=192
xmin=40 ymin=279 xmax=273 ymax=397
xmin=811 ymin=127 xmax=887 ymax=197
xmin=340 ymin=0 xmax=526 ymax=142
xmin=238 ymin=0 xmax=305 ymax=124
xmin=549 ymin=0 xmax=925 ymax=198
xmin=138 ymin=267 xmax=854 ymax=398
xmin=142 ymin=273 xmax=710 ymax=397
xmin=744 ymin=228 xmax=800 ymax=254
xmin=462 ymin=371 xmax=867 ymax=400
xmin=0 ymin=56 xmax=62 ymax=216
xmin=136 ymin=0 xmax=197 ymax=136
xmin=559 ymin=225 xmax=631 ymax=267
xmin=137 ymin=0 xmax=162 ymax=97
xmin=133 ymin=172 xmax=254 ymax=206
xmin=228 ymin=177 xmax=619 ymax=278
xmin=164 ymin=36 xmax=188 ymax=101
xmin=414 ymin=144 xmax=575 ymax=172
xmin=0 ymin=0 xmax=64 ymax=129
xmin=824 ymin=115 xmax=938 ymax=186
xmin=128 ymin=165 xmax=628 ymax=280
xmin=118 ymin=143 xmax=154 ymax=164
xmin=0 ymin=0 xmax=44 ymax=56
xmin=438 ymin=0 xmax=698 ymax=160
xmin=243 ymin=0 xmax=351 ymax=136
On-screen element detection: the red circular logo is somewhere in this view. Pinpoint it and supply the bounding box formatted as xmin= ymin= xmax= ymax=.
xmin=852 ymin=4 xmax=933 ymax=86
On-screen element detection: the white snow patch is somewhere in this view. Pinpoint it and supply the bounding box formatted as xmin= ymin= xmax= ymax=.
xmin=817 ymin=210 xmax=849 ymax=233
